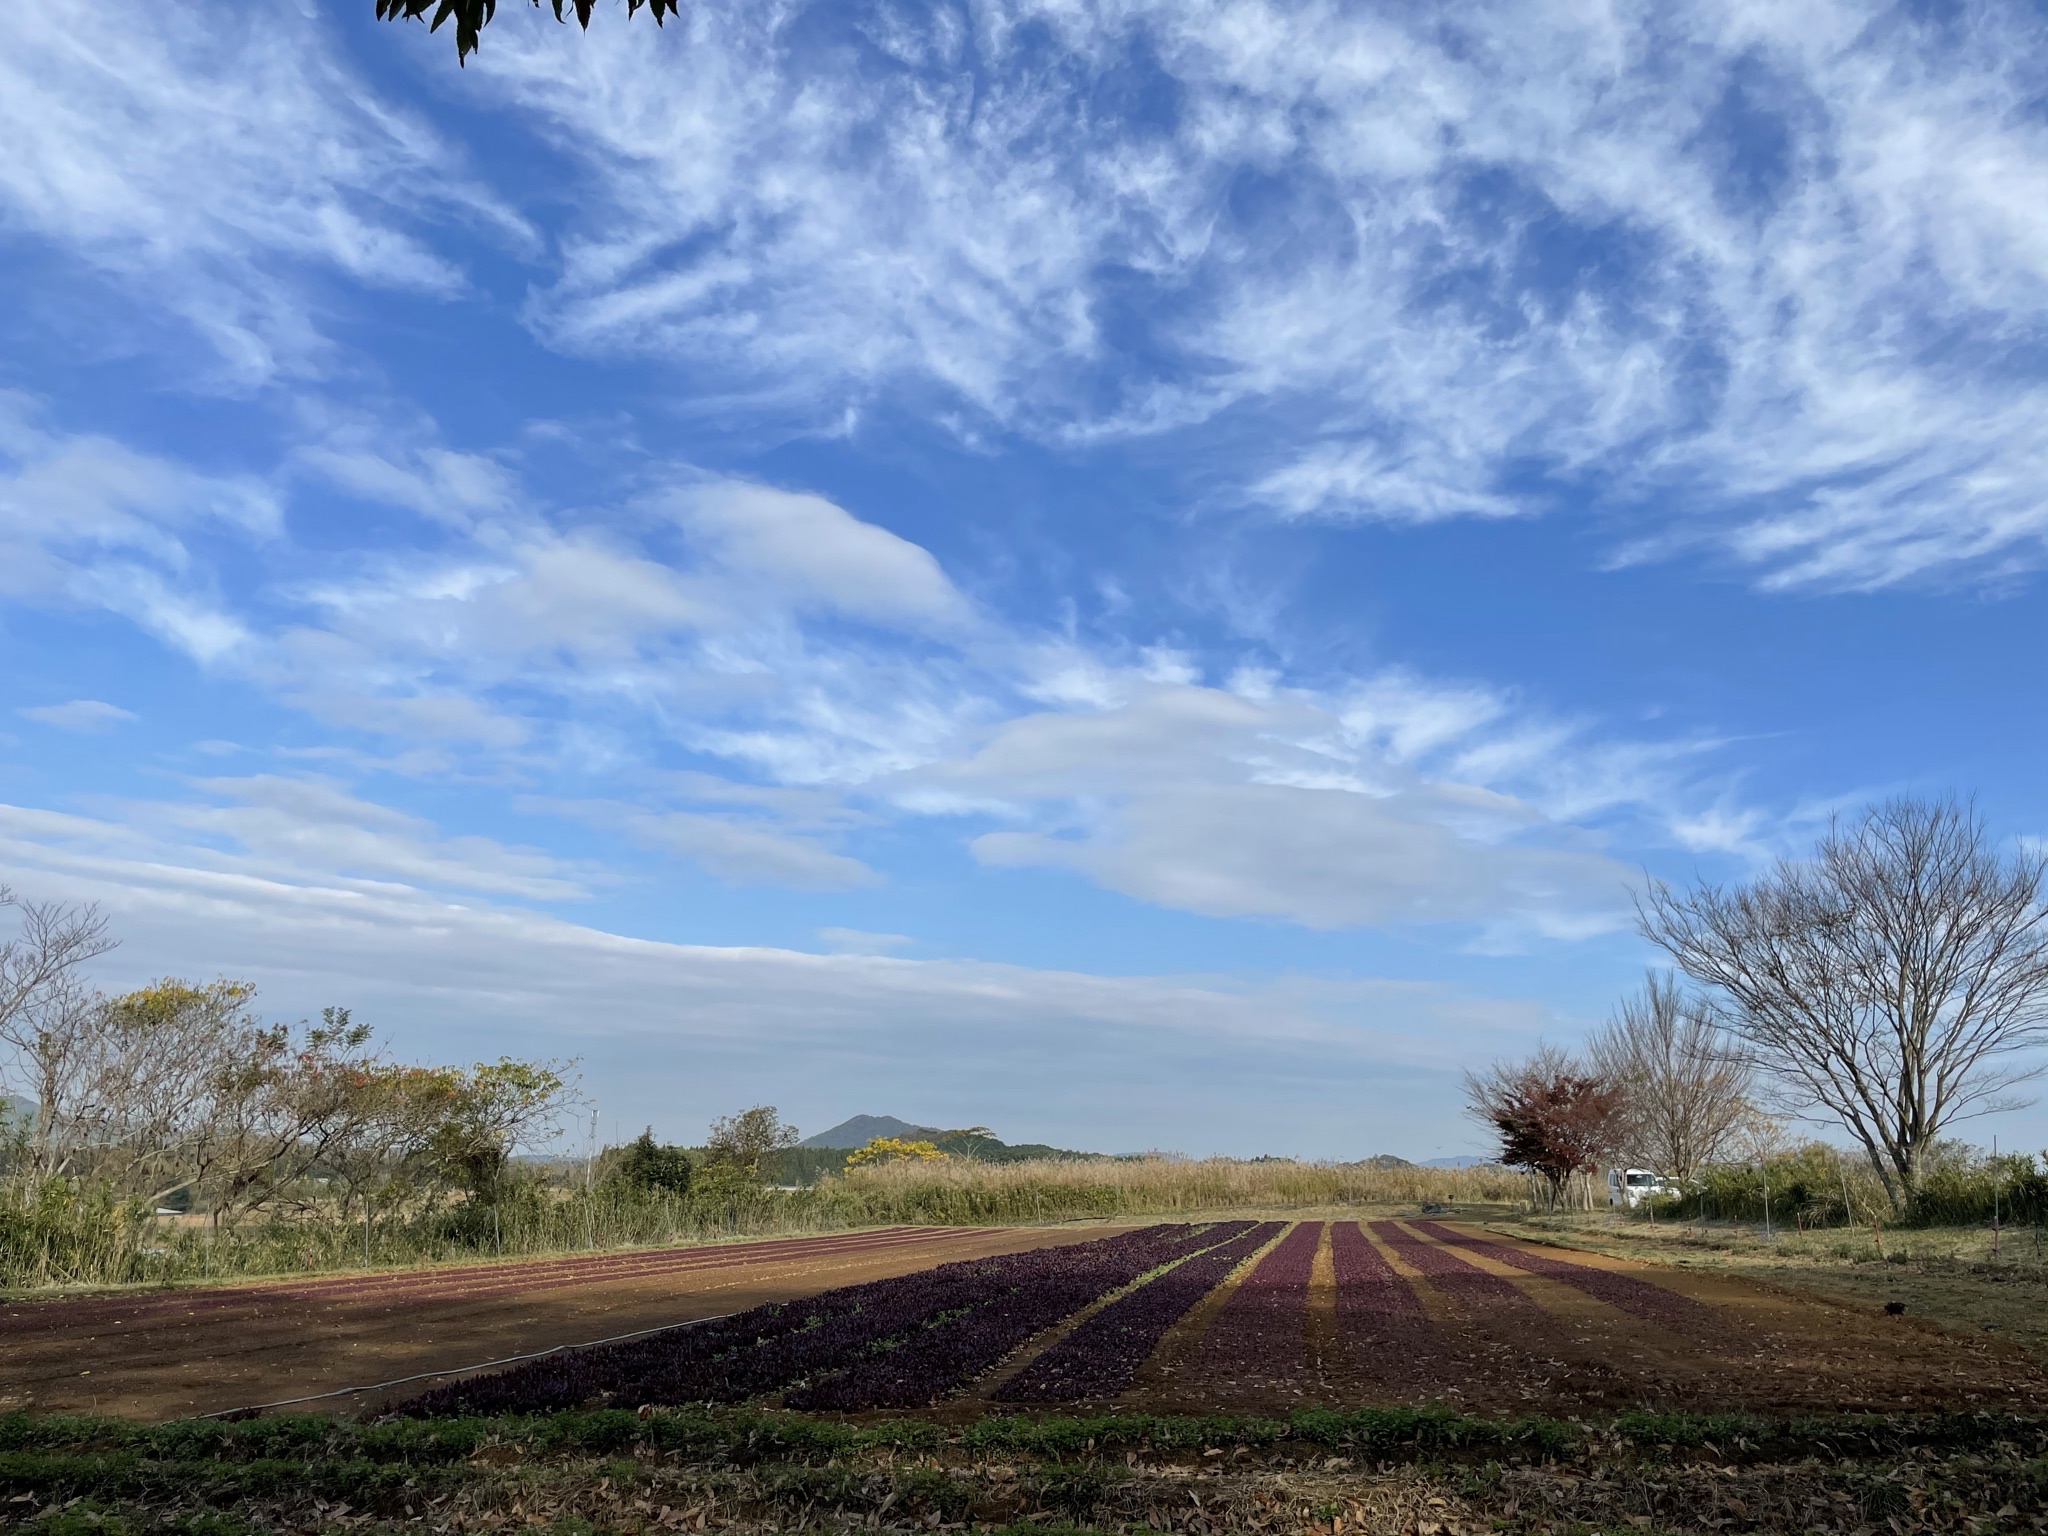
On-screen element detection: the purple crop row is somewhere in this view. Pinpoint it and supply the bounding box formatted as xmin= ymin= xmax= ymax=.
xmin=1411 ymin=1220 xmax=1713 ymax=1328
xmin=785 ymin=1220 xmax=1258 ymax=1410
xmin=408 ymin=1224 xmax=1224 ymax=1416
xmin=1330 ymin=1221 xmax=1430 ymax=1330
xmin=1367 ymin=1221 xmax=1542 ymax=1316
xmin=1185 ymin=1220 xmax=1321 ymax=1388
xmin=1329 ymin=1221 xmax=1443 ymax=1384
xmin=997 ymin=1221 xmax=1285 ymax=1403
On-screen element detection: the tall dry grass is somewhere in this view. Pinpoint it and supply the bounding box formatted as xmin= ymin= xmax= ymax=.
xmin=828 ymin=1156 xmax=1523 ymax=1224
xmin=1 ymin=1156 xmax=1520 ymax=1292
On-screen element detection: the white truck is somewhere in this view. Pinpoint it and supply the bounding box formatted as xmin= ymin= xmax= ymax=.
xmin=1605 ymin=1167 xmax=1673 ymax=1209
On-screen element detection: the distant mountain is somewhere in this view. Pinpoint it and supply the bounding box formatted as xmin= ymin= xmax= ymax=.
xmin=1421 ymin=1155 xmax=1497 ymax=1168
xmin=799 ymin=1114 xmax=937 ymax=1149
xmin=0 ymin=1094 xmax=32 ymax=1130
xmin=795 ymin=1115 xmax=1100 ymax=1164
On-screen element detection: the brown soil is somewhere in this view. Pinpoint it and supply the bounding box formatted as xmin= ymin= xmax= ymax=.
xmin=0 ymin=1224 xmax=1126 ymax=1421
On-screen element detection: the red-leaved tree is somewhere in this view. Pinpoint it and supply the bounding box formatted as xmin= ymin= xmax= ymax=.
xmin=1464 ymin=1047 xmax=1626 ymax=1208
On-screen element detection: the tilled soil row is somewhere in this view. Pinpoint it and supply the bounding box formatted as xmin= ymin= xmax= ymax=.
xmin=0 ymin=1226 xmax=995 ymax=1337
xmin=1131 ymin=1219 xmax=2048 ymax=1418
xmin=0 ymin=1226 xmax=1118 ymax=1420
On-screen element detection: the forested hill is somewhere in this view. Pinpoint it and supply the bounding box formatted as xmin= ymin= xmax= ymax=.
xmin=771 ymin=1118 xmax=1104 ymax=1184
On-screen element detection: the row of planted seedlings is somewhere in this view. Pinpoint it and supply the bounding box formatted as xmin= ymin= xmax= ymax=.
xmin=400 ymin=1217 xmax=1704 ymax=1423
xmin=407 ymin=1221 xmax=1265 ymax=1417
xmin=1175 ymin=1220 xmax=1324 ymax=1392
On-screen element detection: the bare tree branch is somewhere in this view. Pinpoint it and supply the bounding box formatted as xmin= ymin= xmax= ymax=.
xmin=1586 ymin=970 xmax=1753 ymax=1181
xmin=0 ymin=886 xmax=118 ymax=1167
xmin=1636 ymin=795 xmax=2048 ymax=1215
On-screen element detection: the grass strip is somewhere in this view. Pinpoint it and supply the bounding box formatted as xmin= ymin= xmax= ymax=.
xmin=10 ymin=1404 xmax=2047 ymax=1470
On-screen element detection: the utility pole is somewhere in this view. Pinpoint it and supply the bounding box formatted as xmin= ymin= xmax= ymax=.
xmin=1993 ymin=1135 xmax=2002 ymax=1260
xmin=585 ymin=1106 xmax=598 ymax=1250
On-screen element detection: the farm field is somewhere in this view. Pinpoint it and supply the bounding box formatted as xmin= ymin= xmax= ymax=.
xmin=8 ymin=1219 xmax=2048 ymax=1535
xmin=404 ymin=1217 xmax=2048 ymax=1422
xmin=9 ymin=1219 xmax=2048 ymax=1536
xmin=0 ymin=1224 xmax=1122 ymax=1420
xmin=1493 ymin=1210 xmax=2048 ymax=1365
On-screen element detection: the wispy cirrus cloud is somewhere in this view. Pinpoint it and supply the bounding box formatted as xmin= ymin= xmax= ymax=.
xmin=7 ymin=775 xmax=585 ymax=903
xmin=17 ymin=699 xmax=137 ymax=733
xmin=0 ymin=393 xmax=273 ymax=659
xmin=463 ymin=0 xmax=2048 ymax=590
xmin=0 ymin=394 xmax=1752 ymax=934
xmin=10 ymin=0 xmax=2042 ymax=587
xmin=0 ymin=0 xmax=526 ymax=382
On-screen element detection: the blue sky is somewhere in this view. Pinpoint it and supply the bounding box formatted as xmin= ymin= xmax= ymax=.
xmin=3 ymin=0 xmax=2047 ymax=1159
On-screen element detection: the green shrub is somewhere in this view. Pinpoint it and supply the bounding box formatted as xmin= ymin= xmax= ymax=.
xmin=1648 ymin=1141 xmax=2045 ymax=1229
xmin=609 ymin=1130 xmax=693 ymax=1196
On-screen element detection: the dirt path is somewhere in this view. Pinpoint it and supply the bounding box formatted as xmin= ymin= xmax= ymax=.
xmin=0 ymin=1225 xmax=1123 ymax=1421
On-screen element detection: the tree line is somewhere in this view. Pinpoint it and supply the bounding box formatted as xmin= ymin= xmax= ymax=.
xmin=0 ymin=889 xmax=832 ymax=1245
xmin=0 ymin=891 xmax=579 ymax=1233
xmin=1467 ymin=796 xmax=2048 ymax=1221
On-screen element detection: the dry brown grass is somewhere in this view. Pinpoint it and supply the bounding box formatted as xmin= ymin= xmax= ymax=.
xmin=829 ymin=1154 xmax=1525 ymax=1223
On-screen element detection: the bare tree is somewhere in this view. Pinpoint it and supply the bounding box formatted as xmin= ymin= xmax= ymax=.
xmin=1464 ymin=1047 xmax=1626 ymax=1209
xmin=1637 ymin=795 xmax=2048 ymax=1216
xmin=0 ymin=887 xmax=117 ymax=1171
xmin=1587 ymin=971 xmax=1753 ymax=1181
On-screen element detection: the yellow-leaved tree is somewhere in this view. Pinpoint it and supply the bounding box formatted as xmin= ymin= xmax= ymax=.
xmin=844 ymin=1136 xmax=947 ymax=1169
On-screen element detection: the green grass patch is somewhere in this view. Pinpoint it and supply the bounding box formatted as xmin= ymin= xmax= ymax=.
xmin=3 ymin=1403 xmax=2045 ymax=1477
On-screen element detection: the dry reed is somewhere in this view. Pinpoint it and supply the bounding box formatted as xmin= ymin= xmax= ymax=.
xmin=829 ymin=1155 xmax=1522 ymax=1223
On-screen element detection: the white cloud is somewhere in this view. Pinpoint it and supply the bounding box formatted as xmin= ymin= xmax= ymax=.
xmin=295 ymin=533 xmax=711 ymax=668
xmin=0 ymin=795 xmax=1554 ymax=1156
xmin=976 ymin=785 xmax=1618 ymax=936
xmin=3 ymin=403 xmax=1732 ymax=931
xmin=466 ymin=0 xmax=2048 ymax=589
xmin=0 ymin=380 xmax=1739 ymax=929
xmin=44 ymin=776 xmax=587 ymax=903
xmin=0 ymin=395 xmax=273 ymax=659
xmin=0 ymin=1 xmax=525 ymax=381
xmin=17 ymin=699 xmax=136 ymax=733
xmin=680 ymin=482 xmax=972 ymax=631
xmin=572 ymin=801 xmax=878 ymax=889
xmin=0 ymin=397 xmax=1001 ymax=799
xmin=818 ymin=927 xmax=913 ymax=955
xmin=922 ymin=682 xmax=1636 ymax=938
xmin=294 ymin=427 xmax=523 ymax=533
xmin=249 ymin=479 xmax=995 ymax=787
